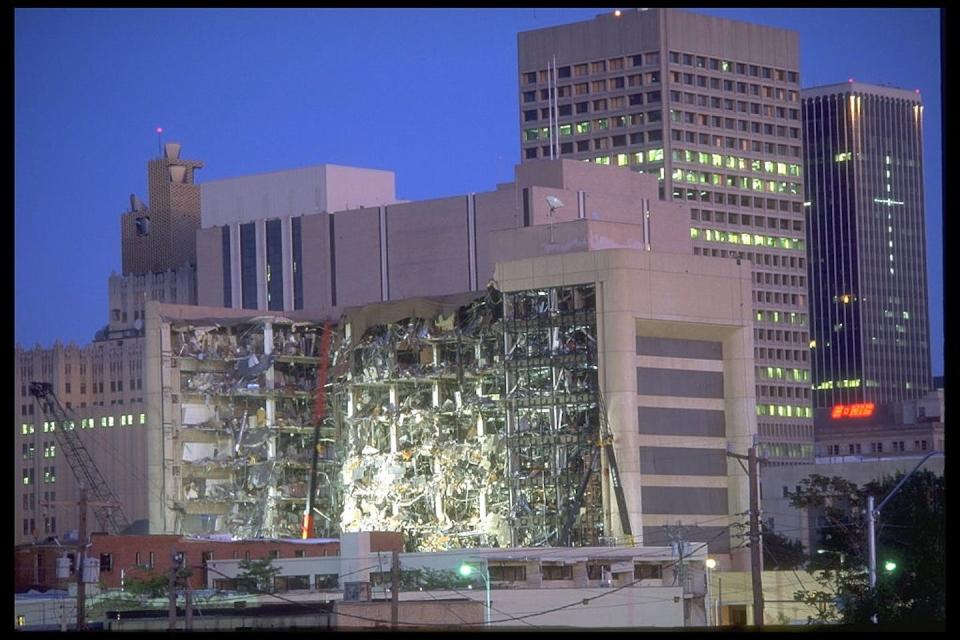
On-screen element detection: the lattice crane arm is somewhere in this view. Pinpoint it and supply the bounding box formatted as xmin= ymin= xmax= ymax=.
xmin=28 ymin=381 xmax=131 ymax=535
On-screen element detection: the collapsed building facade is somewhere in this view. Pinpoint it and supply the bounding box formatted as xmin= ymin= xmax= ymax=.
xmin=138 ymin=159 xmax=756 ymax=570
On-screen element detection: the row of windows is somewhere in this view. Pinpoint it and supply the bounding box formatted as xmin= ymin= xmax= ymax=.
xmin=690 ymin=227 xmax=805 ymax=252
xmin=696 ymin=209 xmax=802 ymax=233
xmin=760 ymin=443 xmax=813 ymax=460
xmin=671 ymin=128 xmax=801 ymax=153
xmin=756 ymin=347 xmax=809 ymax=364
xmin=755 ymin=404 xmax=813 ymax=418
xmin=667 ymin=51 xmax=798 ymax=84
xmin=526 ymin=132 xmax=664 ymax=159
xmin=755 ymin=309 xmax=808 ymax=326
xmin=524 ymin=73 xmax=654 ymax=103
xmin=673 ymin=148 xmax=801 ymax=177
xmin=20 ymin=414 xmax=146 ymax=435
xmin=524 ymin=109 xmax=660 ymax=138
xmin=672 ymin=168 xmax=800 ymax=195
xmin=677 ymin=185 xmax=804 ymax=212
xmin=754 ymin=270 xmax=805 ymax=288
xmin=758 ymin=366 xmax=810 ymax=382
xmin=668 ymin=72 xmax=799 ymax=103
xmin=756 ymin=328 xmax=809 ymax=347
xmin=20 ymin=442 xmax=58 ymax=458
xmin=669 ymin=91 xmax=800 ymax=119
xmin=522 ymin=53 xmax=661 ymax=85
xmin=758 ymin=385 xmax=811 ymax=401
xmin=21 ymin=467 xmax=56 ymax=485
xmin=755 ymin=289 xmax=806 ymax=308
xmin=671 ymin=111 xmax=802 ymax=139
xmin=522 ymin=86 xmax=660 ymax=121
xmin=823 ymin=439 xmax=931 ymax=456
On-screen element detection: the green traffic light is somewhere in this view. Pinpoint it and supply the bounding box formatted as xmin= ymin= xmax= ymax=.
xmin=459 ymin=564 xmax=474 ymax=577
xmin=884 ymin=560 xmax=897 ymax=572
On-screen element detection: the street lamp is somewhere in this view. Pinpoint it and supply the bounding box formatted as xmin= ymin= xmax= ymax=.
xmin=459 ymin=561 xmax=491 ymax=626
xmin=816 ymin=548 xmax=845 ymax=568
xmin=705 ymin=558 xmax=717 ymax=627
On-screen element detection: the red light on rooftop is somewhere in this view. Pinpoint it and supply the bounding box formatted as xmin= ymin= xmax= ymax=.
xmin=831 ymin=402 xmax=875 ymax=419
xmin=848 ymin=78 xmax=854 ymax=83
xmin=156 ymin=127 xmax=163 ymax=134
xmin=915 ymin=89 xmax=921 ymax=94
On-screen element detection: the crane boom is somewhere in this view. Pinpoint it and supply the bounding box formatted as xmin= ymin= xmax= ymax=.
xmin=29 ymin=382 xmax=131 ymax=534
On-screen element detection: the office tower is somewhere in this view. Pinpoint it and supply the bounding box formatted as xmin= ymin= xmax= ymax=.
xmin=802 ymin=82 xmax=931 ymax=419
xmin=518 ymin=9 xmax=812 ymax=463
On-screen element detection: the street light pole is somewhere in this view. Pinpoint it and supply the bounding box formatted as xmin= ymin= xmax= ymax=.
xmin=459 ymin=561 xmax=491 ymax=626
xmin=705 ymin=558 xmax=716 ymax=627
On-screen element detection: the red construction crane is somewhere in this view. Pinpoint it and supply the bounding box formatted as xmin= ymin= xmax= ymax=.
xmin=301 ymin=321 xmax=333 ymax=539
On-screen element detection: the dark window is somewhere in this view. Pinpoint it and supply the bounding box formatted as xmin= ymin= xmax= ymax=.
xmin=100 ymin=553 xmax=113 ymax=572
xmin=558 ymin=104 xmax=572 ymax=116
xmin=575 ymin=102 xmax=589 ymax=114
xmin=222 ymin=225 xmax=232 ymax=307
xmin=240 ymin=222 xmax=257 ymax=309
xmin=542 ymin=564 xmax=573 ymax=580
xmin=292 ymin=217 xmax=303 ymax=310
xmin=266 ymin=219 xmax=283 ymax=311
xmin=524 ymin=109 xmax=537 ymax=122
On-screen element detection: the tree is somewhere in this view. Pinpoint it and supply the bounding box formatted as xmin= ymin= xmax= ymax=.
xmin=789 ymin=470 xmax=944 ymax=625
xmin=236 ymin=557 xmax=281 ymax=593
xmin=124 ymin=569 xmax=169 ymax=599
xmin=760 ymin=523 xmax=807 ymax=570
xmin=399 ymin=567 xmax=468 ymax=590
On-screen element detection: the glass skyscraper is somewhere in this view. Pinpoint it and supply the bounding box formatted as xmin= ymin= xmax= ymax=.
xmin=802 ymin=82 xmax=931 ymax=419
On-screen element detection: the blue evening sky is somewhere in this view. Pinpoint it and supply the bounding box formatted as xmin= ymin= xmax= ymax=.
xmin=14 ymin=8 xmax=943 ymax=376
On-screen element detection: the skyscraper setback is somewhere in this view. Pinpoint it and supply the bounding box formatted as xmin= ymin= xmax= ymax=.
xmin=802 ymin=82 xmax=931 ymax=417
xmin=518 ymin=9 xmax=812 ymax=463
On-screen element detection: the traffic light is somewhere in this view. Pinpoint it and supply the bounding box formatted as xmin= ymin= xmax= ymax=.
xmin=883 ymin=560 xmax=897 ymax=573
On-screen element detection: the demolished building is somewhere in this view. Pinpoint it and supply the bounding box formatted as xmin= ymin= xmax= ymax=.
xmin=147 ymin=221 xmax=756 ymax=566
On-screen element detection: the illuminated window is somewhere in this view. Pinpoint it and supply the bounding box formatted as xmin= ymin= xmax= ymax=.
xmin=43 ymin=421 xmax=56 ymax=433
xmin=140 ymin=413 xmax=146 ymax=425
xmin=575 ymin=121 xmax=591 ymax=135
xmin=21 ymin=423 xmax=34 ymax=435
xmin=616 ymin=153 xmax=629 ymax=167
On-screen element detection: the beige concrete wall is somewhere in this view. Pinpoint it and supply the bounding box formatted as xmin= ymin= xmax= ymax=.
xmin=301 ymin=213 xmax=332 ymax=310
xmin=196 ymin=227 xmax=223 ymax=308
xmin=200 ymin=164 xmax=398 ymax=229
xmin=335 ymin=600 xmax=483 ymax=628
xmin=387 ymin=197 xmax=470 ymax=300
xmin=332 ymin=208 xmax=382 ymax=307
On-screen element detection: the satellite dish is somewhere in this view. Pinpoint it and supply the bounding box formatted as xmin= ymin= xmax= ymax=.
xmin=134 ymin=319 xmax=144 ymax=331
xmin=546 ymin=195 xmax=565 ymax=211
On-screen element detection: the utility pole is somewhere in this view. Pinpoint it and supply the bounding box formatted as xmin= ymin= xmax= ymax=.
xmin=390 ymin=549 xmax=400 ymax=629
xmin=185 ymin=580 xmax=193 ymax=631
xmin=168 ymin=548 xmax=179 ymax=630
xmin=76 ymin=489 xmax=88 ymax=631
xmin=747 ymin=446 xmax=764 ymax=627
xmin=727 ymin=447 xmax=764 ymax=627
xmin=42 ymin=487 xmax=115 ymax=630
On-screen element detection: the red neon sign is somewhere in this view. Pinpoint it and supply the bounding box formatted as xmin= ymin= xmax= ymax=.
xmin=831 ymin=402 xmax=875 ymax=419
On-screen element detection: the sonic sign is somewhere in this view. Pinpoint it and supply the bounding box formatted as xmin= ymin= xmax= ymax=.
xmin=831 ymin=402 xmax=875 ymax=419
